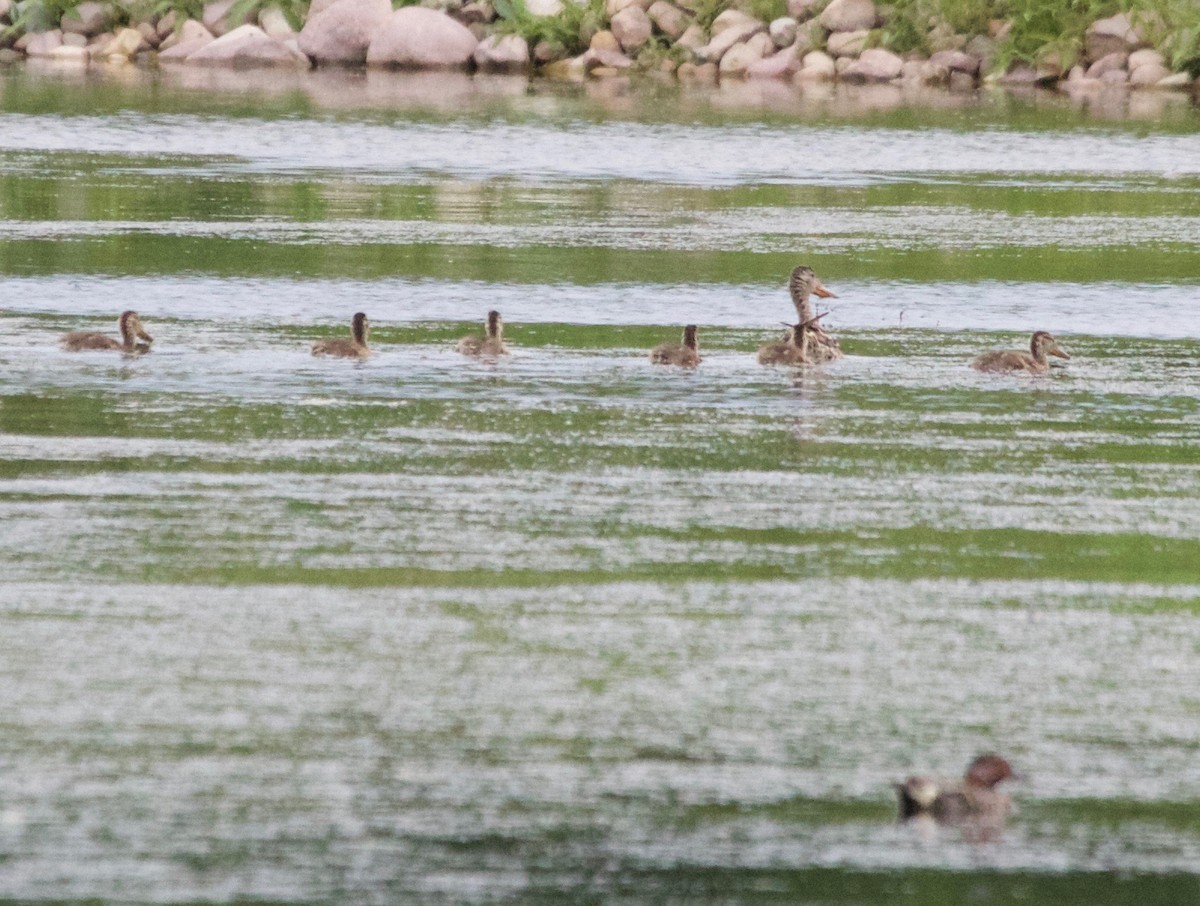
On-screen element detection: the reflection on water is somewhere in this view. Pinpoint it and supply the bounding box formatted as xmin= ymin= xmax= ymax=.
xmin=1 ymin=65 xmax=1199 ymax=904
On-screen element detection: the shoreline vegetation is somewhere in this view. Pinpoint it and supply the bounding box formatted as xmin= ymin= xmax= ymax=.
xmin=0 ymin=0 xmax=1197 ymax=96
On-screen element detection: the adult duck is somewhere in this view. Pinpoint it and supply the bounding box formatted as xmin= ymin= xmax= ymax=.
xmin=650 ymin=324 xmax=700 ymax=367
xmin=457 ymin=310 xmax=509 ymax=357
xmin=61 ymin=310 xmax=153 ymax=353
xmin=972 ymin=331 xmax=1069 ymax=374
xmin=787 ymin=265 xmax=841 ymax=363
xmin=895 ymin=753 xmax=1016 ymax=824
xmin=312 ymin=312 xmax=370 ymax=359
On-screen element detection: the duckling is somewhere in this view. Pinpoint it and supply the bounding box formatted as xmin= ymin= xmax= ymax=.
xmin=312 ymin=312 xmax=370 ymax=359
xmin=895 ymin=753 xmax=1016 ymax=824
xmin=972 ymin=331 xmax=1069 ymax=374
xmin=787 ymin=265 xmax=842 ymax=363
xmin=457 ymin=310 xmax=509 ymax=357
xmin=650 ymin=324 xmax=700 ymax=367
xmin=61 ymin=310 xmax=153 ymax=353
xmin=757 ymin=313 xmax=827 ymax=366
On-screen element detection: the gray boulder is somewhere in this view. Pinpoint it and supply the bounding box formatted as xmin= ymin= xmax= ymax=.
xmin=819 ymin=0 xmax=874 ymax=32
xmin=1085 ymin=12 xmax=1144 ymax=61
xmin=840 ymin=46 xmax=901 ymax=81
xmin=301 ymin=0 xmax=391 ymax=65
xmin=186 ymin=23 xmax=310 ymax=66
xmin=365 ymin=6 xmax=478 ymax=67
xmin=610 ymin=5 xmax=651 ymax=52
xmin=473 ymin=33 xmax=529 ymax=70
xmin=646 ymin=1 xmax=688 ymax=40
xmin=60 ymin=1 xmax=110 ymax=36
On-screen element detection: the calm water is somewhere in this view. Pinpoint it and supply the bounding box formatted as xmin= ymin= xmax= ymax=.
xmin=2 ymin=65 xmax=1200 ymax=904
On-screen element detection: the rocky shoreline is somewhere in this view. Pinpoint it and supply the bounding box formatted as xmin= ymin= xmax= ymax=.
xmin=0 ymin=0 xmax=1196 ymax=96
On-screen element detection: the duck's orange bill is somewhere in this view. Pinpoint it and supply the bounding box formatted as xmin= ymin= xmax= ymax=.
xmin=1050 ymin=348 xmax=1070 ymax=359
xmin=813 ymin=282 xmax=837 ymax=299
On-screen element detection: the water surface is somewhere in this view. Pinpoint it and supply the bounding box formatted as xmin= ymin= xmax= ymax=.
xmin=1 ymin=65 xmax=1200 ymax=904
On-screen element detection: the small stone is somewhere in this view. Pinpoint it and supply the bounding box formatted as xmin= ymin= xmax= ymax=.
xmin=459 ymin=1 xmax=495 ymax=23
xmin=583 ymin=47 xmax=632 ymax=69
xmin=1127 ymin=47 xmax=1164 ymax=71
xmin=1099 ymin=68 xmax=1129 ymax=85
xmin=840 ymin=45 xmax=901 ymax=82
xmin=962 ymin=34 xmax=994 ymax=73
xmin=948 ymin=69 xmax=974 ymax=91
xmin=156 ymin=11 xmax=176 ymax=39
xmin=605 ymin=0 xmax=646 ymax=15
xmin=719 ymin=40 xmax=764 ymax=75
xmin=676 ymin=60 xmax=717 ymax=79
xmin=768 ymin=16 xmax=796 ymax=48
xmin=1157 ymin=72 xmax=1193 ymax=90
xmin=589 ymin=29 xmax=620 ymax=53
xmin=795 ymin=48 xmax=834 ymax=80
xmin=825 ymin=28 xmax=867 ymax=57
xmin=819 ymin=0 xmax=875 ymax=33
xmin=137 ymin=21 xmax=159 ymax=47
xmin=24 ymin=30 xmax=64 ymax=57
xmin=1085 ymin=12 xmax=1143 ymax=61
xmin=1129 ymin=62 xmax=1170 ymax=87
xmin=48 ymin=44 xmax=89 ymax=62
xmin=543 ymin=55 xmax=586 ymax=78
xmin=61 ymin=32 xmax=87 ymax=47
xmin=532 ymin=39 xmax=558 ymax=62
xmin=301 ymin=0 xmax=392 ymax=66
xmin=695 ymin=17 xmax=764 ymax=64
xmin=610 ymin=5 xmax=651 ymax=52
xmin=646 ymin=0 xmax=688 ymax=40
xmin=60 ymin=1 xmax=110 ymax=36
xmin=202 ymin=0 xmax=238 ymax=36
xmin=674 ymin=23 xmax=705 ymax=52
xmin=1085 ymin=50 xmax=1126 ymax=79
xmin=745 ymin=44 xmax=799 ymax=78
xmin=711 ymin=9 xmax=761 ymax=36
xmin=100 ymin=27 xmax=147 ymax=58
xmin=997 ymin=63 xmax=1038 ymax=85
xmin=258 ymin=6 xmax=296 ymax=39
xmin=928 ymin=49 xmax=978 ymax=75
xmin=786 ymin=0 xmax=817 ymax=20
xmin=473 ymin=33 xmax=528 ymax=69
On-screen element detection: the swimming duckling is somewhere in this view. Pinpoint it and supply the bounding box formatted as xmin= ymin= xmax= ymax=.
xmin=61 ymin=310 xmax=153 ymax=353
xmin=457 ymin=310 xmax=509 ymax=356
xmin=650 ymin=324 xmax=700 ymax=367
xmin=895 ymin=753 xmax=1016 ymax=824
xmin=312 ymin=312 xmax=370 ymax=359
xmin=756 ymin=313 xmax=827 ymax=366
xmin=787 ymin=265 xmax=842 ymax=363
xmin=972 ymin=331 xmax=1069 ymax=374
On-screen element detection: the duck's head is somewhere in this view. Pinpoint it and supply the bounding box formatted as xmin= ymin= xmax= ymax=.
xmin=352 ymin=311 xmax=369 ymax=343
xmin=789 ymin=265 xmax=837 ymax=301
xmin=120 ymin=310 xmax=153 ymax=344
xmin=486 ymin=310 xmax=503 ymax=338
xmin=964 ymin=753 xmax=1015 ymax=789
xmin=1032 ymin=331 xmax=1069 ymax=360
xmin=682 ymin=324 xmax=698 ymax=349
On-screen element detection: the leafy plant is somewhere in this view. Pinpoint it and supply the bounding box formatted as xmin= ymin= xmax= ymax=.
xmin=1123 ymin=0 xmax=1200 ymax=75
xmin=493 ymin=0 xmax=607 ymax=55
xmin=6 ymin=0 xmax=82 ymax=35
xmin=746 ymin=0 xmax=786 ymax=25
xmin=689 ymin=0 xmax=729 ymax=34
xmin=994 ymin=0 xmax=1118 ymax=70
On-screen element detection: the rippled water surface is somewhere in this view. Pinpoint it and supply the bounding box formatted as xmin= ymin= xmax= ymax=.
xmin=2 ymin=66 xmax=1200 ymax=904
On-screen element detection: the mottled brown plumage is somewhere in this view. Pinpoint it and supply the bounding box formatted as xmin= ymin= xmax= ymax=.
xmin=61 ymin=311 xmax=153 ymax=353
xmin=457 ymin=310 xmax=509 ymax=357
xmin=757 ymin=313 xmax=827 ymax=366
xmin=895 ymin=754 xmax=1016 ymax=824
xmin=312 ymin=312 xmax=370 ymax=359
xmin=650 ymin=324 xmax=700 ymax=367
xmin=972 ymin=331 xmax=1069 ymax=374
xmin=787 ymin=266 xmax=842 ymax=363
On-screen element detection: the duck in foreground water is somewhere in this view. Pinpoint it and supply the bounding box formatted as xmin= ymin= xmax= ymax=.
xmin=895 ymin=753 xmax=1016 ymax=824
xmin=757 ymin=313 xmax=827 ymax=366
xmin=61 ymin=310 xmax=153 ymax=353
xmin=972 ymin=331 xmax=1069 ymax=374
xmin=650 ymin=324 xmax=700 ymax=367
xmin=787 ymin=265 xmax=842 ymax=363
xmin=312 ymin=312 xmax=370 ymax=359
xmin=457 ymin=310 xmax=509 ymax=356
